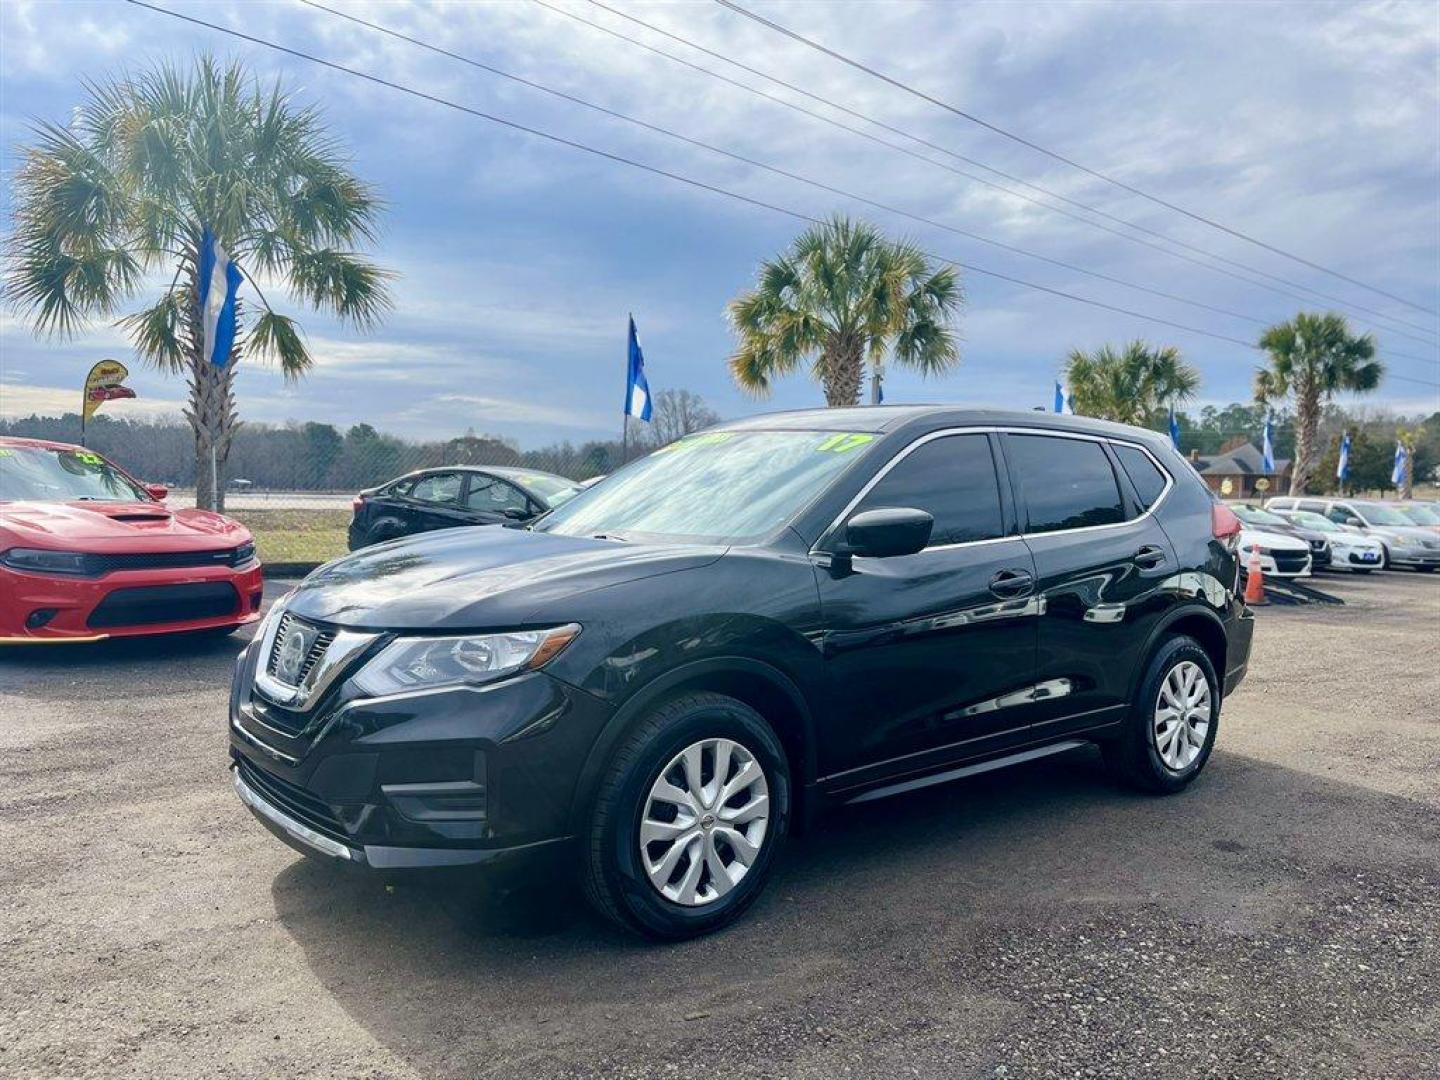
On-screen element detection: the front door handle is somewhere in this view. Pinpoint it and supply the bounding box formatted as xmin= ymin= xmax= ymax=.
xmin=989 ymin=568 xmax=1034 ymax=598
xmin=1133 ymin=544 xmax=1167 ymax=569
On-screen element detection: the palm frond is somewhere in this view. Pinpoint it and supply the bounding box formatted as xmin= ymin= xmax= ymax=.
xmin=247 ymin=309 xmax=312 ymax=381
xmin=117 ymin=290 xmax=188 ymax=372
xmin=288 ymin=249 xmax=393 ymax=329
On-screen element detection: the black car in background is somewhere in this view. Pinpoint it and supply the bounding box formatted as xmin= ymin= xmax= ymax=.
xmin=346 ymin=466 xmax=581 ymax=549
xmin=232 ymin=407 xmax=1254 ymax=939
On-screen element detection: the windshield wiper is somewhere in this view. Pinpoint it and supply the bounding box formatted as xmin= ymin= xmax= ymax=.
xmin=589 ymin=532 xmax=629 ymax=543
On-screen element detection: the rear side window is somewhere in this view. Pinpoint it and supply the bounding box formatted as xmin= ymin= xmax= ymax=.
xmin=409 ymin=472 xmax=463 ymax=504
xmin=1297 ymin=500 xmax=1327 ymax=514
xmin=466 ymin=477 xmax=529 ymax=513
xmin=1111 ymin=443 xmax=1169 ymax=510
xmin=854 ymin=433 xmax=1003 ymax=547
xmin=1007 ymin=434 xmax=1124 ymax=534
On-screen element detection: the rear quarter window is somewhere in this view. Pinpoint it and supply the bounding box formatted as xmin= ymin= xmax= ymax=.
xmin=1111 ymin=443 xmax=1170 ymax=511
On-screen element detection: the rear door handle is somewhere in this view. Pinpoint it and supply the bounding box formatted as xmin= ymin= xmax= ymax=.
xmin=1133 ymin=545 xmax=1167 ymax=569
xmin=989 ymin=568 xmax=1034 ymax=598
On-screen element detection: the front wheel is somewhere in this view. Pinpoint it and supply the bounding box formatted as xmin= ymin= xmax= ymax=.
xmin=582 ymin=692 xmax=790 ymax=939
xmin=1102 ymin=636 xmax=1219 ymax=794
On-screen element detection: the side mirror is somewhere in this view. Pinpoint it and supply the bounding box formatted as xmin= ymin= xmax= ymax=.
xmin=501 ymin=506 xmax=530 ymax=520
xmin=838 ymin=507 xmax=933 ymax=559
xmin=145 ymin=484 xmax=169 ymax=501
xmin=1344 ymin=516 xmax=1363 ymax=527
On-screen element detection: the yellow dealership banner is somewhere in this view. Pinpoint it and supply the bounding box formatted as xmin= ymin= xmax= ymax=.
xmin=82 ymin=359 xmax=136 ymax=423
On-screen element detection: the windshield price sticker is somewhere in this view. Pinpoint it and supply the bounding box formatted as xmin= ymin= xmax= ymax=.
xmin=815 ymin=433 xmax=875 ymax=453
xmin=71 ymin=451 xmax=105 ymax=466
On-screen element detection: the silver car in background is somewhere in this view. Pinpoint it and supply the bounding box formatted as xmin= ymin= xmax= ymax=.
xmin=1265 ymin=497 xmax=1440 ymax=572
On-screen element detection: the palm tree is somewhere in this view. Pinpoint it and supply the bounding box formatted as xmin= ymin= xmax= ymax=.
xmin=5 ymin=57 xmax=391 ymax=510
xmin=727 ymin=215 xmax=961 ymax=407
xmin=1063 ymin=340 xmax=1200 ymax=425
xmin=1255 ymin=313 xmax=1381 ymax=496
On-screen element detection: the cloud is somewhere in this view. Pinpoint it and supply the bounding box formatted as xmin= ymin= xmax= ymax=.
xmin=0 ymin=382 xmax=186 ymax=421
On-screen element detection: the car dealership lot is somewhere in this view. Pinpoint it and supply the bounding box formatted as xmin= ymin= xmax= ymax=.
xmin=2 ymin=575 xmax=1436 ymax=1079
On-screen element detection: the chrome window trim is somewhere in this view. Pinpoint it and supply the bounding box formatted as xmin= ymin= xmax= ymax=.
xmin=812 ymin=425 xmax=1175 ymax=557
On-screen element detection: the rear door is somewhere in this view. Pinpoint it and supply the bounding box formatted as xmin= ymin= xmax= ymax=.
xmin=814 ymin=431 xmax=1040 ymax=784
xmin=401 ymin=471 xmax=469 ymax=534
xmin=1002 ymin=431 xmax=1180 ymax=739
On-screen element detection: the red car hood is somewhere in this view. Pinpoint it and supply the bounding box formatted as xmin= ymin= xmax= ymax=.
xmin=0 ymin=501 xmax=251 ymax=549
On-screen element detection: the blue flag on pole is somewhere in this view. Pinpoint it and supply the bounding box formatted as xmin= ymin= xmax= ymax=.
xmin=1336 ymin=432 xmax=1351 ymax=484
xmin=1168 ymin=407 xmax=1181 ymax=451
xmin=1391 ymin=441 xmax=1408 ymax=487
xmin=625 ymin=316 xmax=652 ymax=422
xmin=1052 ymin=381 xmax=1073 ymax=415
xmin=1261 ymin=415 xmax=1275 ymax=473
xmin=198 ymin=228 xmax=242 ymax=368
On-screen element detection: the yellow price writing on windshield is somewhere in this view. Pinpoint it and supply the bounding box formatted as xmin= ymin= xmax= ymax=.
xmin=815 ymin=433 xmax=875 ymax=453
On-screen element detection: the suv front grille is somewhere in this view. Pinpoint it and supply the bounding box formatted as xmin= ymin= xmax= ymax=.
xmin=235 ymin=757 xmax=349 ymax=844
xmin=266 ymin=613 xmax=337 ymax=687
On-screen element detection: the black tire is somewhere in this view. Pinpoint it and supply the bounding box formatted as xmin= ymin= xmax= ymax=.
xmin=367 ymin=520 xmax=406 ymax=546
xmin=1379 ymin=546 xmax=1392 ymax=571
xmin=1102 ymin=636 xmax=1219 ymax=794
xmin=581 ymin=692 xmax=790 ymax=940
xmin=1353 ymin=568 xmax=1372 ymax=575
xmin=1416 ymin=565 xmax=1437 ymax=574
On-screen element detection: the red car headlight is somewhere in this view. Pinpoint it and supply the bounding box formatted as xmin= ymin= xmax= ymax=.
xmin=1 ymin=548 xmax=94 ymax=576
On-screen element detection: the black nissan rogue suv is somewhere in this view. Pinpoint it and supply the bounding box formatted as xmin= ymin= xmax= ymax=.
xmin=230 ymin=407 xmax=1254 ymax=939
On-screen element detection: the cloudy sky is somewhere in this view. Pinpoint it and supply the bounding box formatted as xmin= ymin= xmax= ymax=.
xmin=2 ymin=0 xmax=1437 ymax=447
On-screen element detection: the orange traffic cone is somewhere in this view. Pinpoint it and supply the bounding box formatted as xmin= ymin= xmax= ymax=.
xmin=1243 ymin=548 xmax=1267 ymax=606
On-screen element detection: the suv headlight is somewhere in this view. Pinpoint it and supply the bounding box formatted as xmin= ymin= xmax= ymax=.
xmin=352 ymin=624 xmax=580 ymax=697
xmin=1 ymin=548 xmax=92 ymax=576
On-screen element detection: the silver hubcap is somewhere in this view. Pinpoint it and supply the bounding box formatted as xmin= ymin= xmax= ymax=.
xmin=1154 ymin=660 xmax=1212 ymax=771
xmin=640 ymin=737 xmax=770 ymax=907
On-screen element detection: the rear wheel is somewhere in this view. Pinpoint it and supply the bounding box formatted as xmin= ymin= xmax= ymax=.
xmin=1102 ymin=636 xmax=1219 ymax=794
xmin=582 ymin=692 xmax=789 ymax=939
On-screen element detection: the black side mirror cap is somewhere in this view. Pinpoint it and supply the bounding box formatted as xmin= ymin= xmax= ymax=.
xmin=838 ymin=507 xmax=934 ymax=559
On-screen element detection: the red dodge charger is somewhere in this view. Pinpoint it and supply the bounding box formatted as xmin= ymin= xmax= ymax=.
xmin=0 ymin=436 xmax=263 ymax=643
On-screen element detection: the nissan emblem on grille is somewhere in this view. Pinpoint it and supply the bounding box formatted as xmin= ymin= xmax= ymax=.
xmin=270 ymin=615 xmax=321 ymax=687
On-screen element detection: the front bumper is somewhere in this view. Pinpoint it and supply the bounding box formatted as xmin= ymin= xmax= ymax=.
xmin=228 ymin=637 xmax=613 ymax=875
xmin=1387 ymin=548 xmax=1440 ymax=568
xmin=0 ymin=561 xmax=264 ymax=642
xmin=1244 ymin=552 xmax=1311 ymax=578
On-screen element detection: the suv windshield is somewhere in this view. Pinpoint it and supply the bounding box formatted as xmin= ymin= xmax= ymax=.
xmin=1353 ymin=502 xmax=1411 ymax=526
xmin=0 ymin=445 xmax=149 ymax=503
xmin=537 ymin=429 xmax=876 ymax=543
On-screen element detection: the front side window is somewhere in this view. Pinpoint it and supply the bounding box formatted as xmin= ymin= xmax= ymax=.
xmin=466 ymin=476 xmax=529 ymax=514
xmin=408 ymin=472 xmax=463 ymax=504
xmin=538 ymin=429 xmax=876 ymax=543
xmin=852 ymin=434 xmax=1003 ymax=547
xmin=1006 ymin=434 xmax=1124 ymax=534
xmin=1111 ymin=443 xmax=1169 ymax=510
xmin=0 ymin=445 xmax=149 ymax=503
xmin=1352 ymin=502 xmax=1412 ymax=526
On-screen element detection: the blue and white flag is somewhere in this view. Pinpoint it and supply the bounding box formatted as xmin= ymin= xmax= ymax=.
xmin=1336 ymin=432 xmax=1352 ymax=483
xmin=1261 ymin=415 xmax=1275 ymax=473
xmin=198 ymin=228 xmax=242 ymax=368
xmin=625 ymin=315 xmax=652 ymax=422
xmin=1168 ymin=407 xmax=1181 ymax=451
xmin=1053 ymin=381 xmax=1073 ymax=415
xmin=1392 ymin=441 xmax=1408 ymax=487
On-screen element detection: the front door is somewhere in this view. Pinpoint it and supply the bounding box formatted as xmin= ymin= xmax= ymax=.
xmin=814 ymin=432 xmax=1041 ymax=787
xmin=401 ymin=471 xmax=469 ymax=534
xmin=1000 ymin=432 xmax=1179 ymax=738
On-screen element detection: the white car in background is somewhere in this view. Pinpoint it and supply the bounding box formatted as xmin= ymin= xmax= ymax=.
xmin=1234 ymin=517 xmax=1312 ymax=579
xmin=1270 ymin=509 xmax=1384 ymax=573
xmin=1267 ymin=497 xmax=1440 ymax=572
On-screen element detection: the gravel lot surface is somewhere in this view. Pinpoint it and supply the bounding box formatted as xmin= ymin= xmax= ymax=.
xmin=2 ymin=572 xmax=1436 ymax=1079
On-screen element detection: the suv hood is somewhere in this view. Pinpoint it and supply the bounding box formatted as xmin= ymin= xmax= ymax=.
xmin=285 ymin=525 xmax=726 ymax=630
xmin=0 ymin=500 xmax=249 ymax=547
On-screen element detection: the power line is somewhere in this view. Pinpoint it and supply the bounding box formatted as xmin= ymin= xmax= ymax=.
xmin=301 ymin=0 xmax=1285 ymax=335
xmin=571 ymin=0 xmax=1439 ymax=346
xmin=120 ymin=0 xmax=1440 ymax=394
xmin=716 ymin=0 xmax=1439 ymax=319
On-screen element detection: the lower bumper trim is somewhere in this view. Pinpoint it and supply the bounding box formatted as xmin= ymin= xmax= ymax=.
xmin=233 ymin=767 xmax=360 ymax=862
